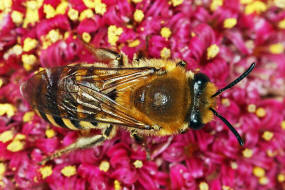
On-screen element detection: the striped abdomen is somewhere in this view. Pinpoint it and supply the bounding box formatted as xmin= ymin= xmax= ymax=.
xmin=20 ymin=66 xmax=99 ymax=130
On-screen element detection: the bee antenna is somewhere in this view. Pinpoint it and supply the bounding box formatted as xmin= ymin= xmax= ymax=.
xmin=211 ymin=63 xmax=256 ymax=98
xmin=209 ymin=107 xmax=244 ymax=146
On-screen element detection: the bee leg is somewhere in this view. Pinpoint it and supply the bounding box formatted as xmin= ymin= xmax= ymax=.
xmin=130 ymin=130 xmax=151 ymax=160
xmin=40 ymin=125 xmax=115 ymax=165
xmin=77 ymin=35 xmax=129 ymax=67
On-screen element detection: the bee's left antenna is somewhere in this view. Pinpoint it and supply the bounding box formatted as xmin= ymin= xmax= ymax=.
xmin=211 ymin=63 xmax=256 ymax=98
xmin=209 ymin=107 xmax=244 ymax=146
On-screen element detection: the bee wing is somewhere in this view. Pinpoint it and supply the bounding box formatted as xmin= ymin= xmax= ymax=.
xmin=32 ymin=64 xmax=157 ymax=130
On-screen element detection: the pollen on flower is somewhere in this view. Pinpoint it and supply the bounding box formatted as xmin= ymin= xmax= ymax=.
xmin=132 ymin=0 xmax=143 ymax=3
xmin=245 ymin=1 xmax=267 ymax=15
xmin=281 ymin=120 xmax=285 ymax=130
xmin=79 ymin=9 xmax=94 ymax=21
xmin=108 ymin=25 xmax=123 ymax=46
xmin=133 ymin=160 xmax=143 ymax=168
xmin=278 ymin=19 xmax=285 ymax=29
xmin=23 ymin=111 xmax=35 ymax=122
xmin=222 ymin=186 xmax=233 ymax=190
xmin=221 ymin=98 xmax=230 ymax=107
xmin=224 ymin=18 xmax=237 ymax=29
xmin=199 ymin=181 xmax=209 ymax=190
xmin=240 ymin=0 xmax=253 ymax=4
xmin=274 ymin=0 xmax=285 ymax=8
xmin=56 ymin=2 xmax=68 ymax=15
xmin=247 ymin=104 xmax=256 ymax=113
xmin=47 ymin=29 xmax=62 ymax=43
xmin=11 ymin=11 xmax=24 ymax=25
xmin=0 ymin=0 xmax=12 ymax=11
xmin=0 ymin=163 xmax=6 ymax=177
xmin=133 ymin=9 xmax=144 ymax=22
xmin=230 ymin=162 xmax=238 ymax=169
xmin=243 ymin=148 xmax=253 ymax=158
xmin=0 ymin=130 xmax=14 ymax=143
xmin=259 ymin=176 xmax=269 ymax=185
xmin=262 ymin=131 xmax=274 ymax=141
xmin=22 ymin=54 xmax=37 ymax=71
xmin=160 ymin=47 xmax=171 ymax=59
xmin=23 ymin=38 xmax=38 ymax=52
xmin=278 ymin=173 xmax=285 ymax=182
xmin=94 ymin=0 xmax=107 ymax=15
xmin=114 ymin=180 xmax=121 ymax=190
xmin=68 ymin=8 xmax=79 ymax=21
xmin=210 ymin=0 xmax=223 ymax=11
xmin=40 ymin=166 xmax=53 ymax=179
xmin=45 ymin=129 xmax=56 ymax=138
xmin=269 ymin=43 xmax=284 ymax=54
xmin=171 ymin=0 xmax=184 ymax=6
xmin=99 ymin=160 xmax=110 ymax=172
xmin=253 ymin=166 xmax=265 ymax=177
xmin=256 ymin=107 xmax=266 ymax=118
xmin=61 ymin=165 xmax=77 ymax=177
xmin=267 ymin=150 xmax=277 ymax=157
xmin=0 ymin=79 xmax=3 ymax=88
xmin=23 ymin=1 xmax=40 ymax=28
xmin=207 ymin=44 xmax=219 ymax=60
xmin=128 ymin=39 xmax=140 ymax=47
xmin=82 ymin=32 xmax=91 ymax=43
xmin=43 ymin=4 xmax=56 ymax=19
xmin=0 ymin=103 xmax=16 ymax=117
xmin=161 ymin=27 xmax=172 ymax=39
xmin=15 ymin=134 xmax=26 ymax=141
xmin=7 ymin=140 xmax=25 ymax=152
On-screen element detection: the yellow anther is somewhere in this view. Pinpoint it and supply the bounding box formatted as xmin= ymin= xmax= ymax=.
xmin=269 ymin=43 xmax=284 ymax=54
xmin=128 ymin=39 xmax=140 ymax=47
xmin=221 ymin=98 xmax=230 ymax=107
xmin=171 ymin=0 xmax=184 ymax=7
xmin=79 ymin=9 xmax=94 ymax=21
xmin=43 ymin=4 xmax=56 ymax=18
xmin=45 ymin=129 xmax=56 ymax=138
xmin=274 ymin=0 xmax=285 ymax=8
xmin=114 ymin=180 xmax=121 ymax=190
xmin=68 ymin=8 xmax=79 ymax=21
xmin=262 ymin=131 xmax=274 ymax=141
xmin=0 ymin=130 xmax=14 ymax=143
xmin=0 ymin=163 xmax=6 ymax=176
xmin=99 ymin=161 xmax=110 ymax=172
xmin=281 ymin=120 xmax=285 ymax=130
xmin=0 ymin=0 xmax=12 ymax=11
xmin=245 ymin=1 xmax=267 ymax=15
xmin=94 ymin=0 xmax=107 ymax=15
xmin=253 ymin=166 xmax=265 ymax=177
xmin=207 ymin=44 xmax=219 ymax=60
xmin=160 ymin=47 xmax=171 ymax=59
xmin=278 ymin=173 xmax=285 ymax=182
xmin=199 ymin=182 xmax=209 ymax=190
xmin=82 ymin=32 xmax=91 ymax=43
xmin=134 ymin=9 xmax=144 ymax=22
xmin=40 ymin=166 xmax=53 ymax=179
xmin=23 ymin=38 xmax=38 ymax=52
xmin=61 ymin=165 xmax=77 ymax=177
xmin=161 ymin=27 xmax=172 ymax=39
xmin=240 ymin=0 xmax=253 ymax=4
xmin=247 ymin=104 xmax=256 ymax=113
xmin=132 ymin=0 xmax=143 ymax=3
xmin=0 ymin=103 xmax=16 ymax=117
xmin=278 ymin=19 xmax=285 ymax=29
xmin=243 ymin=148 xmax=253 ymax=158
xmin=259 ymin=176 xmax=269 ymax=185
xmin=230 ymin=162 xmax=238 ymax=169
xmin=11 ymin=11 xmax=24 ymax=24
xmin=7 ymin=140 xmax=25 ymax=152
xmin=133 ymin=160 xmax=143 ymax=168
xmin=22 ymin=54 xmax=37 ymax=71
xmin=108 ymin=25 xmax=123 ymax=46
xmin=256 ymin=107 xmax=266 ymax=118
xmin=210 ymin=0 xmax=223 ymax=11
xmin=224 ymin=18 xmax=237 ymax=28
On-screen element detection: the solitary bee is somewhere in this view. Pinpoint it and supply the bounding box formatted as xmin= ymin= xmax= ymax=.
xmin=21 ymin=36 xmax=255 ymax=164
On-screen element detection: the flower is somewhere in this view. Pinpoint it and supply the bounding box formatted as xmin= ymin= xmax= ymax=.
xmin=0 ymin=0 xmax=285 ymax=189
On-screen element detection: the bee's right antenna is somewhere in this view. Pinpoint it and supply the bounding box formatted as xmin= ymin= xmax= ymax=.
xmin=211 ymin=63 xmax=256 ymax=98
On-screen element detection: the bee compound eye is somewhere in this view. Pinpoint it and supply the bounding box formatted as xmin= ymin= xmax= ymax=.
xmin=189 ymin=113 xmax=204 ymax=130
xmin=194 ymin=73 xmax=209 ymax=85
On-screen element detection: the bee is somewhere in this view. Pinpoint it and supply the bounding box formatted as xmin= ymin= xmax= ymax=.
xmin=20 ymin=37 xmax=255 ymax=164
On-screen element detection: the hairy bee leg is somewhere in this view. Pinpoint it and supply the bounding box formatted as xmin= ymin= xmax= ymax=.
xmin=40 ymin=125 xmax=115 ymax=165
xmin=130 ymin=130 xmax=151 ymax=160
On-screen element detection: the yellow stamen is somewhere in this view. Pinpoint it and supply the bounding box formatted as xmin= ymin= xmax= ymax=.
xmin=68 ymin=8 xmax=79 ymax=21
xmin=269 ymin=43 xmax=284 ymax=54
xmin=82 ymin=32 xmax=91 ymax=43
xmin=94 ymin=0 xmax=107 ymax=15
xmin=114 ymin=180 xmax=121 ymax=190
xmin=43 ymin=4 xmax=56 ymax=19
xmin=0 ymin=130 xmax=14 ymax=143
xmin=281 ymin=120 xmax=285 ymax=130
xmin=61 ymin=165 xmax=77 ymax=177
xmin=79 ymin=9 xmax=94 ymax=21
xmin=15 ymin=134 xmax=26 ymax=141
xmin=256 ymin=107 xmax=266 ymax=118
xmin=0 ymin=79 xmax=3 ymax=88
xmin=253 ymin=166 xmax=265 ymax=177
xmin=132 ymin=0 xmax=143 ymax=3
xmin=160 ymin=47 xmax=171 ymax=59
xmin=22 ymin=54 xmax=37 ymax=71
xmin=11 ymin=11 xmax=24 ymax=25
xmin=259 ymin=176 xmax=269 ymax=185
xmin=245 ymin=1 xmax=267 ymax=15
xmin=243 ymin=148 xmax=253 ymax=158
xmin=133 ymin=160 xmax=143 ymax=168
xmin=171 ymin=0 xmax=184 ymax=7
xmin=274 ymin=0 xmax=285 ymax=8
xmin=199 ymin=181 xmax=209 ymax=190
xmin=161 ymin=27 xmax=172 ymax=39
xmin=278 ymin=19 xmax=285 ymax=29
xmin=266 ymin=150 xmax=277 ymax=157
xmin=133 ymin=9 xmax=144 ymax=22
xmin=23 ymin=0 xmax=41 ymax=28
xmin=210 ymin=0 xmax=223 ymax=11
xmin=224 ymin=18 xmax=237 ymax=29
xmin=56 ymin=2 xmax=68 ymax=15
xmin=240 ymin=0 xmax=253 ymax=4
xmin=207 ymin=44 xmax=219 ymax=60
xmin=230 ymin=162 xmax=238 ymax=169
xmin=262 ymin=131 xmax=274 ymax=141
xmin=0 ymin=0 xmax=12 ymax=11
xmin=0 ymin=103 xmax=16 ymax=117
xmin=40 ymin=166 xmax=53 ymax=179
xmin=128 ymin=39 xmax=140 ymax=47
xmin=7 ymin=140 xmax=25 ymax=152
xmin=23 ymin=38 xmax=38 ymax=52
xmin=278 ymin=173 xmax=285 ymax=182
xmin=99 ymin=160 xmax=110 ymax=172
xmin=221 ymin=98 xmax=230 ymax=107
xmin=0 ymin=163 xmax=6 ymax=177
xmin=47 ymin=29 xmax=62 ymax=43
xmin=45 ymin=129 xmax=55 ymax=138
xmin=222 ymin=186 xmax=232 ymax=190
xmin=247 ymin=104 xmax=256 ymax=113
xmin=108 ymin=25 xmax=123 ymax=46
